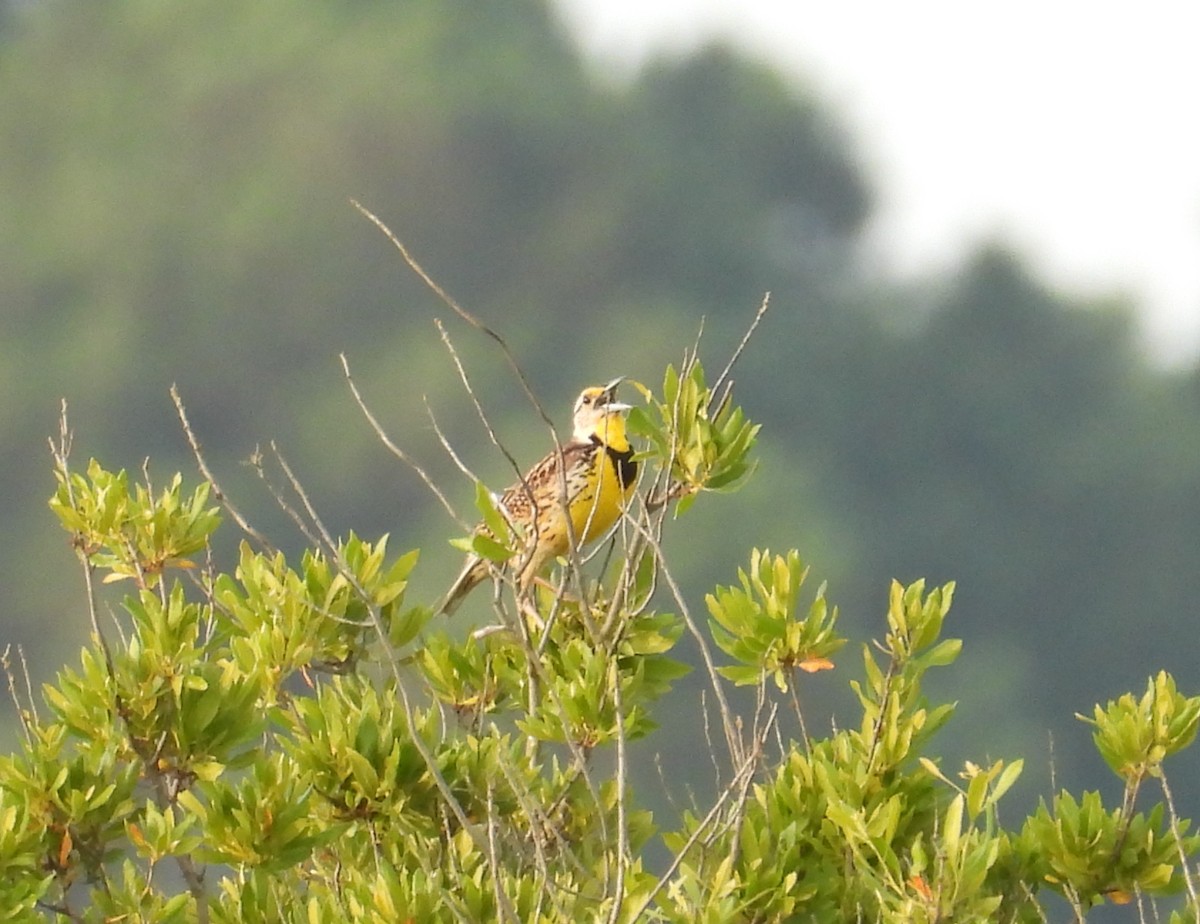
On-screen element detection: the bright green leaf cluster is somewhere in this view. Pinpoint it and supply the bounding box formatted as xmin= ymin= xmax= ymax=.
xmin=0 ymin=721 xmax=139 ymax=905
xmin=279 ymin=676 xmax=441 ymax=833
xmin=0 ymin=788 xmax=53 ymax=917
xmin=49 ymin=459 xmax=221 ymax=586
xmin=851 ymin=579 xmax=959 ymax=775
xmin=516 ymin=611 xmax=690 ymax=748
xmin=706 ymin=548 xmax=845 ymax=690
xmin=1080 ymin=671 xmax=1200 ymax=781
xmin=665 ymin=579 xmax=1038 ymax=922
xmin=1019 ymin=790 xmax=1199 ymax=908
xmin=215 ymin=534 xmax=426 ymax=693
xmin=178 ymin=752 xmax=330 ymax=871
xmin=628 ymin=361 xmax=760 ymax=515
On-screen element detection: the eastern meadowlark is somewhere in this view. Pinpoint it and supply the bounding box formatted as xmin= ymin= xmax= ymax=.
xmin=439 ymin=378 xmax=638 ymax=616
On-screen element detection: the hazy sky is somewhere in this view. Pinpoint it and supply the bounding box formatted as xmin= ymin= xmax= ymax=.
xmin=556 ymin=0 xmax=1200 ymax=365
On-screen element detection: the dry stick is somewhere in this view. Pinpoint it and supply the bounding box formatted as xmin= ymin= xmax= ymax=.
xmin=1 ymin=645 xmax=36 ymax=745
xmin=709 ymin=291 xmax=771 ymax=410
xmin=491 ymin=748 xmax=579 ymax=881
xmin=34 ymin=899 xmax=82 ymax=923
xmin=1158 ymin=772 xmax=1199 ymax=908
xmin=433 ymin=318 xmax=534 ymax=492
xmin=49 ymin=404 xmax=114 ymax=675
xmin=625 ymin=512 xmax=743 ymax=767
xmin=170 ymin=385 xmax=275 ymax=552
xmin=707 ymin=704 xmax=781 ymax=859
xmin=625 ymin=703 xmax=778 ymax=921
xmin=700 ymin=689 xmax=725 ymax=791
xmin=724 ymin=686 xmax=774 ymax=871
xmin=350 ymin=199 xmax=554 ymax=432
xmin=485 ymin=783 xmax=519 ymax=924
xmin=247 ymin=446 xmax=329 ymax=556
xmin=605 ymin=658 xmax=630 ymax=924
xmin=421 ymin=398 xmax=480 ymax=518
xmin=646 ymin=299 xmax=770 ymax=513
xmin=339 ymin=353 xmax=461 ymax=524
xmin=789 ymin=680 xmax=813 ymax=754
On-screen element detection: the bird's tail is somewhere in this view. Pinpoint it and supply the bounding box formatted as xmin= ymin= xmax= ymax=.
xmin=438 ymin=555 xmax=487 ymax=617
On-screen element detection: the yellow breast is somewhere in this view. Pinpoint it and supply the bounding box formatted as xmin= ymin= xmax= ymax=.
xmin=569 ymin=412 xmax=636 ymax=543
xmin=568 ymin=453 xmax=625 ymax=542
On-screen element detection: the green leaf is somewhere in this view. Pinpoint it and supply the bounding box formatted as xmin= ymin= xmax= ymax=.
xmin=470 ymin=532 xmax=514 ymax=563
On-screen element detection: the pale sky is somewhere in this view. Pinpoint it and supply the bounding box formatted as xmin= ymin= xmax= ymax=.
xmin=556 ymin=0 xmax=1200 ymax=365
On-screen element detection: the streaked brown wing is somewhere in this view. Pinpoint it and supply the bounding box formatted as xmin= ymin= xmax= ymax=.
xmin=499 ymin=437 xmax=596 ymax=522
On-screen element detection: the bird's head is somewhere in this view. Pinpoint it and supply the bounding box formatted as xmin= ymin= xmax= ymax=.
xmin=572 ymin=378 xmax=633 ymax=445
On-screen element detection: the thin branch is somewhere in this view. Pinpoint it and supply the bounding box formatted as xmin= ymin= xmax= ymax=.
xmin=484 ymin=783 xmax=520 ymax=924
xmin=1157 ymin=771 xmax=1198 ymax=908
xmin=170 ymin=385 xmax=274 ymax=552
xmin=339 ymin=352 xmax=461 ymax=524
xmin=624 ymin=514 xmax=742 ymax=767
xmin=268 ymin=442 xmax=341 ymax=557
xmin=351 ymin=199 xmax=553 ymax=432
xmin=434 ymin=318 xmax=537 ymax=489
xmin=246 ymin=447 xmax=327 ymax=555
xmin=605 ymin=657 xmax=629 ymax=924
xmin=35 ymin=899 xmax=83 ymax=923
xmin=789 ymin=679 xmax=812 ymax=754
xmin=709 ymin=292 xmax=770 ymax=411
xmin=1 ymin=645 xmax=36 ymax=744
xmin=625 ymin=703 xmax=778 ymax=920
xmin=422 ymin=398 xmax=480 ymax=510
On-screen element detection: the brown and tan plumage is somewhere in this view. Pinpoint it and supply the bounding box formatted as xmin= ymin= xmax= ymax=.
xmin=439 ymin=379 xmax=638 ymax=616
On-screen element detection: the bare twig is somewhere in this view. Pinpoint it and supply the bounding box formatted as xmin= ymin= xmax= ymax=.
xmin=1 ymin=645 xmax=37 ymax=744
xmin=339 ymin=353 xmax=461 ymax=524
xmin=606 ymin=657 xmax=629 ymax=924
xmin=433 ymin=318 xmax=537 ymax=489
xmin=789 ymin=679 xmax=812 ymax=754
xmin=1158 ymin=771 xmax=1199 ymax=908
xmin=170 ymin=385 xmax=274 ymax=551
xmin=246 ymin=447 xmax=327 ymax=555
xmin=624 ymin=514 xmax=742 ymax=767
xmin=709 ymin=292 xmax=770 ymax=411
xmin=625 ymin=703 xmax=778 ymax=920
xmin=422 ymin=398 xmax=480 ymax=509
xmin=35 ymin=899 xmax=83 ymax=923
xmin=351 ymin=199 xmax=553 ymax=431
xmin=484 ymin=783 xmax=519 ymax=924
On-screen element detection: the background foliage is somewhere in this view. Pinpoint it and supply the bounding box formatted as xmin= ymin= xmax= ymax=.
xmin=3 ymin=2 xmax=1200 ymax=917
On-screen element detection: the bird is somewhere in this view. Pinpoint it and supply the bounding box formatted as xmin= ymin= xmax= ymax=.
xmin=439 ymin=378 xmax=638 ymax=617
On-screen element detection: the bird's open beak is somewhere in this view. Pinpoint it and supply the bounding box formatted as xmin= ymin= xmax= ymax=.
xmin=600 ymin=377 xmax=632 ymax=412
